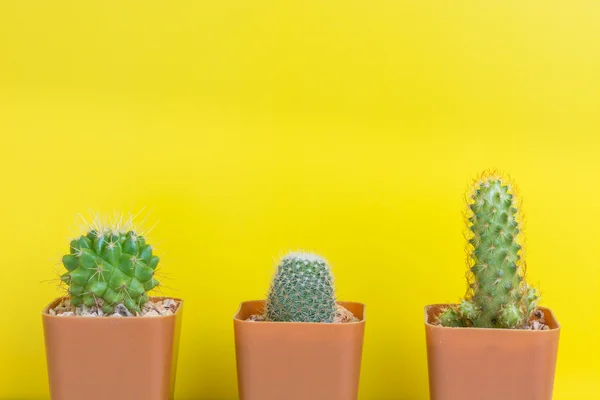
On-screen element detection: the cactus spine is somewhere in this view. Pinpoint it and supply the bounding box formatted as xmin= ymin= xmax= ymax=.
xmin=439 ymin=172 xmax=539 ymax=329
xmin=60 ymin=217 xmax=160 ymax=314
xmin=265 ymin=252 xmax=337 ymax=323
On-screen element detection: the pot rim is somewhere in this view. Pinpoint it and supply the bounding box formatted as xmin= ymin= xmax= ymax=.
xmin=42 ymin=296 xmax=184 ymax=319
xmin=424 ymin=303 xmax=560 ymax=332
xmin=234 ymin=299 xmax=366 ymax=325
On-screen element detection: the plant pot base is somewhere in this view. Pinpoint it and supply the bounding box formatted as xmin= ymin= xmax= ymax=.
xmin=425 ymin=304 xmax=560 ymax=400
xmin=42 ymin=297 xmax=183 ymax=400
xmin=234 ymin=300 xmax=366 ymax=400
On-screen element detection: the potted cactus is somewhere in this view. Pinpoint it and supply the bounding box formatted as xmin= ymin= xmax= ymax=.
xmin=41 ymin=215 xmax=184 ymax=400
xmin=425 ymin=172 xmax=561 ymax=400
xmin=234 ymin=252 xmax=366 ymax=400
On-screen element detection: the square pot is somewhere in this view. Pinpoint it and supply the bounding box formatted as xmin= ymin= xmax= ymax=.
xmin=234 ymin=300 xmax=366 ymax=400
xmin=425 ymin=304 xmax=560 ymax=400
xmin=42 ymin=297 xmax=183 ymax=400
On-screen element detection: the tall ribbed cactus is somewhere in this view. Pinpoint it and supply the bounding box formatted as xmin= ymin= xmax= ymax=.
xmin=265 ymin=252 xmax=337 ymax=323
xmin=439 ymin=172 xmax=539 ymax=329
xmin=60 ymin=217 xmax=160 ymax=314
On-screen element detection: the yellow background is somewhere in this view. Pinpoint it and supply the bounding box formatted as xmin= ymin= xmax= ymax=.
xmin=1 ymin=1 xmax=599 ymax=399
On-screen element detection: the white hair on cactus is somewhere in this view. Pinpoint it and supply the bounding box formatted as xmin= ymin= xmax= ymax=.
xmin=281 ymin=251 xmax=328 ymax=265
xmin=74 ymin=208 xmax=158 ymax=239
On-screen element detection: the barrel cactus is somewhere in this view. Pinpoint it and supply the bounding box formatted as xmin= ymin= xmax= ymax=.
xmin=61 ymin=225 xmax=160 ymax=314
xmin=265 ymin=252 xmax=337 ymax=323
xmin=438 ymin=171 xmax=540 ymax=329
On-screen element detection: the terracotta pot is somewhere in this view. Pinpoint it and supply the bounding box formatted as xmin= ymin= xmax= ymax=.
xmin=42 ymin=296 xmax=183 ymax=400
xmin=234 ymin=300 xmax=366 ymax=400
xmin=425 ymin=304 xmax=560 ymax=400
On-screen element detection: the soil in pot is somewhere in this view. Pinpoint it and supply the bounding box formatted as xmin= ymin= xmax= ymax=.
xmin=246 ymin=303 xmax=359 ymax=323
xmin=48 ymin=297 xmax=180 ymax=317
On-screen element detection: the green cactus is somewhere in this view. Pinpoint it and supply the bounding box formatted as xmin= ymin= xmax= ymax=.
xmin=265 ymin=252 xmax=337 ymax=323
xmin=438 ymin=172 xmax=540 ymax=329
xmin=61 ymin=227 xmax=159 ymax=314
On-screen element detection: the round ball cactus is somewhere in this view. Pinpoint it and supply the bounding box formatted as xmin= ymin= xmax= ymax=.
xmin=438 ymin=171 xmax=540 ymax=329
xmin=265 ymin=252 xmax=337 ymax=323
xmin=61 ymin=228 xmax=159 ymax=314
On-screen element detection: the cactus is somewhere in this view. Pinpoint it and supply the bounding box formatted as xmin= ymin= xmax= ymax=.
xmin=60 ymin=219 xmax=160 ymax=314
xmin=438 ymin=172 xmax=540 ymax=329
xmin=265 ymin=252 xmax=337 ymax=323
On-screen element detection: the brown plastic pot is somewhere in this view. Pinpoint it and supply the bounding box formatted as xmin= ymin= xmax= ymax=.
xmin=42 ymin=296 xmax=183 ymax=400
xmin=425 ymin=304 xmax=560 ymax=400
xmin=234 ymin=300 xmax=366 ymax=400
